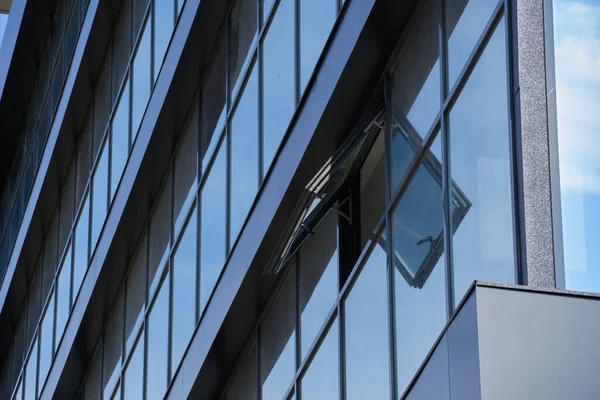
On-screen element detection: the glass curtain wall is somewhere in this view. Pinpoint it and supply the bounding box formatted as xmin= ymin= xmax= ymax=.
xmin=548 ymin=0 xmax=600 ymax=292
xmin=0 ymin=0 xmax=186 ymax=399
xmin=74 ymin=0 xmax=343 ymax=396
xmin=0 ymin=0 xmax=90 ymax=286
xmin=221 ymin=0 xmax=517 ymax=398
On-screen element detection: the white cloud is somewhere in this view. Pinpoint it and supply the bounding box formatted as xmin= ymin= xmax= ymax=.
xmin=554 ymin=0 xmax=600 ymax=194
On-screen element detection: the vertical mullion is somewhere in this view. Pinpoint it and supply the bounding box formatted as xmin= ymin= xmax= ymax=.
xmin=258 ymin=28 xmax=265 ymax=182
xmin=503 ymin=0 xmax=521 ymax=285
xmin=294 ymin=253 xmax=301 ymax=400
xmin=196 ymin=99 xmax=202 ymax=325
xmin=383 ymin=78 xmax=397 ymax=400
xmin=439 ymin=0 xmax=454 ymax=316
xmin=142 ymin=226 xmax=149 ymax=400
xmin=167 ymin=166 xmax=175 ymax=383
xmin=294 ymin=0 xmax=301 ymax=106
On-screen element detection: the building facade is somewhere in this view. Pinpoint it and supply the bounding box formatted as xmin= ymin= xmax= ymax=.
xmin=0 ymin=0 xmax=596 ymax=398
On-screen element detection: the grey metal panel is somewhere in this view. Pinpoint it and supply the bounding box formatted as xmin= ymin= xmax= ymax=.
xmin=476 ymin=286 xmax=561 ymax=400
xmin=555 ymin=296 xmax=600 ymax=399
xmin=512 ymin=0 xmax=557 ymax=289
xmin=405 ymin=333 xmax=450 ymax=400
xmin=447 ymin=293 xmax=481 ymax=400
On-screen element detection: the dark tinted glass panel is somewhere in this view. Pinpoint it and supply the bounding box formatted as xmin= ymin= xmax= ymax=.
xmin=261 ymin=263 xmax=296 ymax=400
xmin=392 ymin=134 xmax=447 ymax=393
xmin=171 ymin=208 xmax=197 ymax=374
xmin=76 ymin=118 xmax=92 ymax=207
xmin=174 ymin=111 xmax=198 ymax=234
xmin=389 ymin=0 xmax=441 ymax=191
xmin=126 ymin=232 xmax=147 ymax=354
xmin=148 ymin=172 xmax=171 ymax=293
xmin=133 ymin=0 xmax=150 ymax=39
xmin=227 ymin=341 xmax=258 ymax=400
xmin=230 ymin=63 xmax=259 ymax=246
xmin=59 ymin=171 xmax=75 ymax=253
xmin=154 ymin=0 xmax=174 ymax=81
xmin=93 ymin=64 xmax=111 ymax=160
xmin=56 ymin=247 xmax=72 ymax=346
xmin=449 ymin=18 xmax=514 ymax=305
xmin=103 ymin=296 xmax=123 ymax=399
xmin=201 ymin=38 xmax=226 ymax=171
xmin=111 ymin=79 xmax=131 ymax=199
xmin=344 ymin=239 xmax=390 ymax=399
xmin=299 ymin=211 xmax=338 ymax=360
xmin=42 ymin=221 xmax=58 ymax=303
xmin=27 ymin=272 xmax=42 ymax=344
xmin=360 ymin=131 xmax=386 ymax=250
xmin=132 ymin=15 xmax=152 ymax=141
xmin=300 ymin=319 xmax=339 ymax=400
xmin=262 ymin=0 xmax=296 ymax=172
xmin=24 ymin=338 xmax=38 ymax=400
xmin=39 ymin=295 xmax=54 ymax=390
xmin=73 ymin=195 xmax=90 ymax=297
xmin=147 ymin=276 xmax=169 ymax=400
xmin=92 ymin=142 xmax=109 ymax=248
xmin=84 ymin=345 xmax=102 ymax=400
xmin=229 ymin=0 xmax=257 ymax=97
xmin=124 ymin=333 xmax=144 ymax=400
xmin=200 ymin=140 xmax=227 ymax=312
xmin=445 ymin=0 xmax=499 ymax=88
xmin=113 ymin=0 xmax=132 ymax=99
xmin=299 ymin=0 xmax=336 ymax=92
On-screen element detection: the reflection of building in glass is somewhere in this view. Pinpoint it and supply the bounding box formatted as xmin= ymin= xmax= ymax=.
xmin=0 ymin=0 xmax=598 ymax=398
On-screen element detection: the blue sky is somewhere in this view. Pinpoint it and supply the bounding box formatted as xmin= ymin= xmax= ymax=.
xmin=553 ymin=0 xmax=600 ymax=292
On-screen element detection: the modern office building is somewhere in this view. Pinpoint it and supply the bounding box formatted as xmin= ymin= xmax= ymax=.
xmin=0 ymin=0 xmax=598 ymax=398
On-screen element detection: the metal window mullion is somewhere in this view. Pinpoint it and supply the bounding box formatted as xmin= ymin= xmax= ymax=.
xmin=382 ymin=78 xmax=398 ymax=400
xmin=440 ymin=0 xmax=454 ymax=316
xmin=294 ymin=253 xmax=301 ymax=400
xmin=503 ymin=0 xmax=523 ymax=286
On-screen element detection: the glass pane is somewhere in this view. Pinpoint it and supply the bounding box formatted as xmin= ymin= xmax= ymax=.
xmin=174 ymin=111 xmax=198 ymax=234
xmin=56 ymin=247 xmax=72 ymax=346
xmin=38 ymin=296 xmax=55 ymax=389
xmin=111 ymin=78 xmax=131 ymax=200
xmin=445 ymin=0 xmax=499 ymax=89
xmin=124 ymin=333 xmax=144 ymax=400
xmin=76 ymin=118 xmax=92 ymax=207
xmin=299 ymin=0 xmax=336 ymax=92
xmin=84 ymin=345 xmax=102 ymax=400
xmin=103 ymin=296 xmax=123 ymax=399
xmin=230 ymin=63 xmax=259 ymax=246
xmin=262 ymin=0 xmax=295 ymax=172
xmin=263 ymin=0 xmax=274 ymax=23
xmin=261 ymin=263 xmax=296 ymax=400
xmin=73 ymin=195 xmax=90 ymax=297
xmin=27 ymin=271 xmax=41 ymax=344
xmin=200 ymin=38 xmax=226 ymax=171
xmin=171 ymin=207 xmax=197 ymax=374
xmin=154 ymin=0 xmax=174 ymax=82
xmin=125 ymin=232 xmax=147 ymax=354
xmin=449 ymin=18 xmax=515 ymax=305
xmin=93 ymin=64 xmax=111 ymax=160
xmin=112 ymin=0 xmax=132 ymax=98
xmin=552 ymin=0 xmax=600 ymax=292
xmin=392 ymin=134 xmax=447 ymax=394
xmin=42 ymin=219 xmax=58 ymax=302
xmin=134 ymin=0 xmax=150 ymax=39
xmin=360 ymin=131 xmax=386 ymax=251
xmin=344 ymin=238 xmax=390 ymax=400
xmin=92 ymin=141 xmax=109 ymax=248
xmin=59 ymin=171 xmax=74 ymax=253
xmin=24 ymin=338 xmax=38 ymax=400
xmin=299 ymin=211 xmax=338 ymax=360
xmin=200 ymin=140 xmax=227 ymax=312
xmin=389 ymin=0 xmax=441 ymax=191
xmin=300 ymin=319 xmax=339 ymax=400
xmin=229 ymin=0 xmax=257 ymax=97
xmin=132 ymin=14 xmax=152 ymax=141
xmin=148 ymin=172 xmax=171 ymax=293
xmin=147 ymin=276 xmax=169 ymax=400
xmin=226 ymin=340 xmax=258 ymax=400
